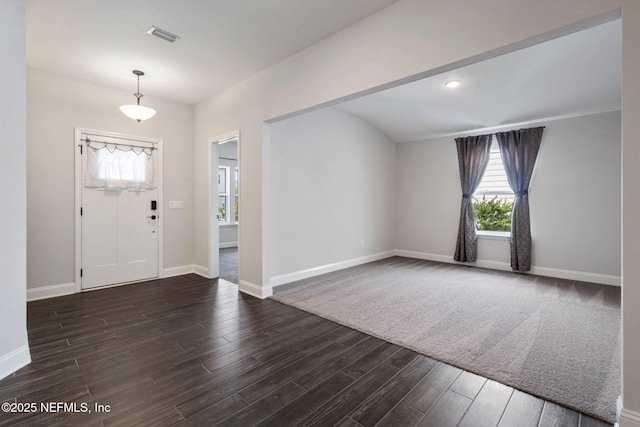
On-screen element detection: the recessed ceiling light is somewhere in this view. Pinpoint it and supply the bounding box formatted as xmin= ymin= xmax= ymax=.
xmin=444 ymin=80 xmax=462 ymax=88
xmin=146 ymin=26 xmax=180 ymax=43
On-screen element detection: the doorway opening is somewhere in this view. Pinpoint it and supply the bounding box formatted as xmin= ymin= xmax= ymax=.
xmin=209 ymin=132 xmax=239 ymax=283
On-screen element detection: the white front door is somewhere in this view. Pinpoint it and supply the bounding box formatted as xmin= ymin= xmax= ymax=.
xmin=80 ymin=135 xmax=159 ymax=289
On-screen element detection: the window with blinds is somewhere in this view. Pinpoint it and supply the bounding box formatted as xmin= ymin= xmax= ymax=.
xmin=473 ymin=138 xmax=513 ymax=233
xmin=218 ymin=167 xmax=228 ymax=223
xmin=474 ymin=139 xmax=513 ymax=203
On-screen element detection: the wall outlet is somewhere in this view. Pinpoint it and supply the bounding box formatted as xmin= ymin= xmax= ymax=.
xmin=169 ymin=201 xmax=184 ymax=209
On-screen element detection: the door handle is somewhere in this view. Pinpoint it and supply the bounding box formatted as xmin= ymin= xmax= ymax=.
xmin=147 ymin=215 xmax=157 ymax=220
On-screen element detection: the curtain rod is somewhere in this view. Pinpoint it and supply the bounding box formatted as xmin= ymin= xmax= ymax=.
xmin=453 ymin=126 xmax=546 ymax=140
xmin=80 ymin=137 xmax=156 ymax=151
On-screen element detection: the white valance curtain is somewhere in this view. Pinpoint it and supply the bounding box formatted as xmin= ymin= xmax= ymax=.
xmin=84 ymin=141 xmax=156 ymax=190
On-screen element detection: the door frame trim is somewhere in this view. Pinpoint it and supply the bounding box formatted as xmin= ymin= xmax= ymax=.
xmin=74 ymin=127 xmax=164 ymax=293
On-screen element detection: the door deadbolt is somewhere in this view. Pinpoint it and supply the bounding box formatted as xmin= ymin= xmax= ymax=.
xmin=147 ymin=215 xmax=157 ymax=220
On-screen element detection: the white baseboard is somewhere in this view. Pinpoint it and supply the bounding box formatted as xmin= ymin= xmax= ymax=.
xmin=395 ymin=250 xmax=456 ymax=264
xmin=395 ymin=250 xmax=621 ymax=286
xmin=620 ymin=407 xmax=640 ymax=427
xmin=239 ymin=280 xmax=273 ymax=299
xmin=530 ymin=265 xmax=620 ymax=286
xmin=162 ymin=265 xmax=196 ymax=278
xmin=0 ymin=344 xmax=31 ymax=381
xmin=28 ymin=265 xmax=223 ymax=301
xmin=27 ymin=282 xmax=76 ymax=301
xmin=164 ymin=264 xmax=219 ymax=280
xmin=270 ymin=250 xmax=396 ymax=288
xmin=193 ymin=264 xmax=210 ymax=278
xmin=220 ymin=241 xmax=238 ymax=249
xmin=395 ymin=249 xmax=512 ymax=271
xmin=29 ymin=266 xmax=206 ymax=301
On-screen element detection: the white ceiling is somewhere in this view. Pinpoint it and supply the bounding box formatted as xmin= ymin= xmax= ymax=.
xmin=336 ymin=19 xmax=622 ymax=142
xmin=26 ymin=0 xmax=401 ymax=105
xmin=26 ymin=3 xmax=621 ymax=138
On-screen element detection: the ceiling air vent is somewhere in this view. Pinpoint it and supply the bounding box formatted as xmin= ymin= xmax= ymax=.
xmin=146 ymin=26 xmax=180 ymax=43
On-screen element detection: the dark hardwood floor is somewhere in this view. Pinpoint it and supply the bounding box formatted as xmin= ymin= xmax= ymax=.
xmin=0 ymin=274 xmax=612 ymax=426
xmin=219 ymin=247 xmax=238 ymax=284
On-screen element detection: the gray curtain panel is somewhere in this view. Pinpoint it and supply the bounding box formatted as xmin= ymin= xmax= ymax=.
xmin=454 ymin=134 xmax=493 ymax=262
xmin=496 ymin=127 xmax=544 ymax=271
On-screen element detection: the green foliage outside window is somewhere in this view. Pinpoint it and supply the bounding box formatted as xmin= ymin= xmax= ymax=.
xmin=473 ymin=195 xmax=513 ymax=232
xmin=235 ymin=186 xmax=238 ymax=222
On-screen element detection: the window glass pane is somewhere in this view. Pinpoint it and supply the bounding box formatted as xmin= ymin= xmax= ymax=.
xmin=218 ymin=196 xmax=227 ymax=223
xmin=473 ymin=140 xmax=513 ymax=232
xmin=235 ymin=167 xmax=239 ymax=223
xmin=475 ymin=142 xmax=512 ymax=199
xmin=218 ymin=168 xmax=227 ymax=194
xmin=473 ymin=195 xmax=513 ymax=232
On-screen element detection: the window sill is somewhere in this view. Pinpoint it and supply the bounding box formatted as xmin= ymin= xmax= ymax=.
xmin=219 ymin=223 xmax=238 ymax=228
xmin=477 ymin=230 xmax=510 ymax=240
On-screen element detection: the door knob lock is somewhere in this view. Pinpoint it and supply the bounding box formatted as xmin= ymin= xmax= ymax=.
xmin=147 ymin=215 xmax=157 ymax=220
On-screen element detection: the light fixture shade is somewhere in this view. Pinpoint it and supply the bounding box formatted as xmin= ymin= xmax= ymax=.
xmin=121 ymin=70 xmax=156 ymax=122
xmin=119 ymin=104 xmax=157 ymax=122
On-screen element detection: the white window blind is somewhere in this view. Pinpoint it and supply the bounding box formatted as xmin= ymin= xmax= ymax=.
xmin=474 ymin=140 xmax=513 ymax=202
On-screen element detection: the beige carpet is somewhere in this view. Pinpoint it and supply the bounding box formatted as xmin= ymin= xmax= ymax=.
xmin=271 ymin=256 xmax=621 ymax=423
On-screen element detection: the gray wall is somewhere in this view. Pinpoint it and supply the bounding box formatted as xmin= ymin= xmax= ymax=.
xmin=0 ymin=0 xmax=30 ymax=378
xmin=396 ymin=111 xmax=621 ymax=282
xmin=27 ymin=68 xmax=195 ymax=290
xmin=194 ymin=0 xmax=622 ymax=295
xmin=622 ymin=1 xmax=640 ymax=417
xmin=268 ymin=109 xmax=621 ymax=284
xmin=269 ymin=107 xmax=396 ymax=278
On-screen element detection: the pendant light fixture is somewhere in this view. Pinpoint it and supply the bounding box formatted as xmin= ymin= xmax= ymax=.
xmin=119 ymin=70 xmax=156 ymax=122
